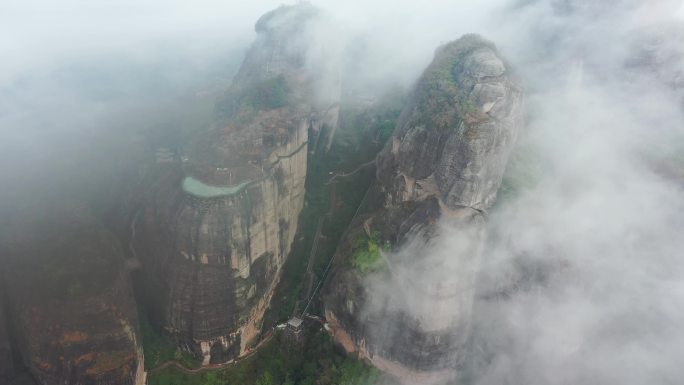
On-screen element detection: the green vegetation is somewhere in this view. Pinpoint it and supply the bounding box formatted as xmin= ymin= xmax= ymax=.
xmin=141 ymin=312 xmax=199 ymax=370
xmin=263 ymin=98 xmax=401 ymax=324
xmin=149 ymin=368 xmax=220 ymax=385
xmin=146 ymin=94 xmax=402 ymax=385
xmin=306 ymin=99 xmax=403 ymax=279
xmin=148 ymin=330 xmax=379 ymax=385
xmin=416 ymin=35 xmax=495 ymax=125
xmin=350 ymin=232 xmax=389 ymax=274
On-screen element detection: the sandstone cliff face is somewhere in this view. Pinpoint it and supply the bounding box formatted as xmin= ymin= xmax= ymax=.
xmin=323 ymin=35 xmax=523 ymax=383
xmin=137 ymin=3 xmax=340 ymax=364
xmin=0 ymin=207 xmax=145 ymax=385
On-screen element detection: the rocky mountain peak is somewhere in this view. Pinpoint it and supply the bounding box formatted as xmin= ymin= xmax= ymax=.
xmin=254 ymin=2 xmax=319 ymax=35
xmin=378 ymin=34 xmax=523 ymax=212
xmin=233 ymin=2 xmax=321 ymax=88
xmin=136 ymin=3 xmax=340 ymax=366
xmin=323 ymin=35 xmax=523 ymax=383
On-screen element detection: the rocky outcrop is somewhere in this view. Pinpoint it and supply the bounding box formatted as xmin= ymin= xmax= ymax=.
xmin=136 ymin=3 xmax=340 ymax=364
xmin=0 ymin=206 xmax=145 ymax=385
xmin=323 ymin=35 xmax=523 ymax=383
xmin=377 ymin=35 xmax=521 ymax=211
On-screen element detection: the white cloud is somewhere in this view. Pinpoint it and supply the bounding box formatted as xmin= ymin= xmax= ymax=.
xmin=1 ymin=1 xmax=683 ymax=383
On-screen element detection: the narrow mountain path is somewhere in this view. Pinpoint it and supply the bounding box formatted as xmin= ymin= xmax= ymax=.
xmin=148 ymin=328 xmax=276 ymax=375
xmin=325 ymin=160 xmax=376 ymax=185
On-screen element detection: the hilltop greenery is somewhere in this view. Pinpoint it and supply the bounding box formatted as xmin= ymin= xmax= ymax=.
xmin=414 ymin=35 xmax=495 ymax=127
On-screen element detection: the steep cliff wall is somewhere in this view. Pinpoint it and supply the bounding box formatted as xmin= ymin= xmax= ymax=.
xmin=323 ymin=35 xmax=523 ymax=383
xmin=137 ymin=3 xmax=340 ymax=364
xmin=1 ymin=206 xmax=145 ymax=385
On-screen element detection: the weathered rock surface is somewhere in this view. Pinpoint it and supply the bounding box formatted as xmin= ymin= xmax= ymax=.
xmin=323 ymin=35 xmax=523 ymax=383
xmin=377 ymin=35 xmax=522 ymax=211
xmin=136 ymin=3 xmax=340 ymax=364
xmin=0 ymin=206 xmax=145 ymax=385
